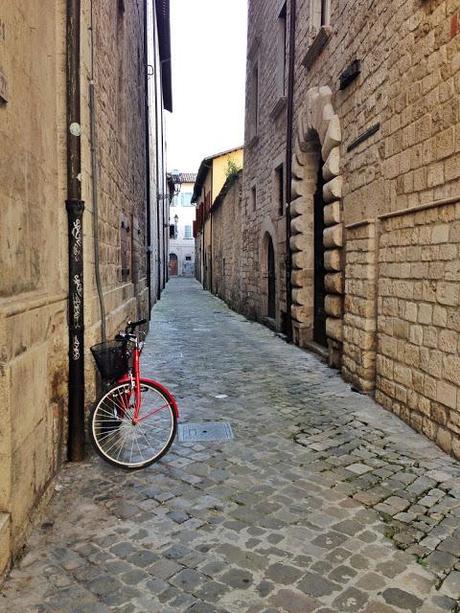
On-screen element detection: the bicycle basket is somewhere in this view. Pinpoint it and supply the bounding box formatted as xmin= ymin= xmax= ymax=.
xmin=90 ymin=340 xmax=129 ymax=380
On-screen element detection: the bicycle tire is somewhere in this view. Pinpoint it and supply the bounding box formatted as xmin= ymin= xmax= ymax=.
xmin=89 ymin=379 xmax=177 ymax=470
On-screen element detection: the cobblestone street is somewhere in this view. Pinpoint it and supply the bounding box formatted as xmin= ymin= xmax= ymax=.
xmin=2 ymin=278 xmax=460 ymax=612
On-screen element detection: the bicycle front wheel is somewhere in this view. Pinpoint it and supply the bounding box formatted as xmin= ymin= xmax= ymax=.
xmin=89 ymin=381 xmax=177 ymax=469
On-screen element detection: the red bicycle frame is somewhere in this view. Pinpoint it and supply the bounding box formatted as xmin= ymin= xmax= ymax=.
xmin=117 ymin=346 xmax=179 ymax=423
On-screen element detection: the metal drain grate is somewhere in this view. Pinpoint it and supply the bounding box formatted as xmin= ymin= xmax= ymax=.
xmin=178 ymin=422 xmax=234 ymax=443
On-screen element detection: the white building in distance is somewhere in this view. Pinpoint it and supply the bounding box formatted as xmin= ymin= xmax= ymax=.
xmin=169 ymin=173 xmax=196 ymax=277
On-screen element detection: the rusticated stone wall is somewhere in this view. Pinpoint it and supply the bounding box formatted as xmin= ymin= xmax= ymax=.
xmin=376 ymin=198 xmax=460 ymax=459
xmin=343 ymin=221 xmax=377 ymax=392
xmin=241 ymin=0 xmax=460 ymax=459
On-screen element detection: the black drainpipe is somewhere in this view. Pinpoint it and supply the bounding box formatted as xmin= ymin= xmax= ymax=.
xmin=284 ymin=0 xmax=296 ymax=343
xmin=210 ymin=164 xmax=213 ymax=293
xmin=66 ymin=0 xmax=85 ymax=461
xmin=144 ymin=1 xmax=152 ymax=315
xmin=151 ymin=3 xmax=161 ymax=301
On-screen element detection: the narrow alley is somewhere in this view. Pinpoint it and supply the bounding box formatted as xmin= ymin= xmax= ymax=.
xmin=2 ymin=278 xmax=460 ymax=613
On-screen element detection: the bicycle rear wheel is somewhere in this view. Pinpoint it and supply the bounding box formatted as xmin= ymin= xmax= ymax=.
xmin=89 ymin=380 xmax=177 ymax=469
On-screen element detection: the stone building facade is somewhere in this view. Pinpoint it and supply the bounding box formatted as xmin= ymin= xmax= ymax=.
xmin=0 ymin=0 xmax=171 ymax=575
xmin=169 ymin=174 xmax=197 ymax=277
xmin=192 ymin=147 xmax=244 ymax=289
xmin=207 ymin=0 xmax=460 ymax=459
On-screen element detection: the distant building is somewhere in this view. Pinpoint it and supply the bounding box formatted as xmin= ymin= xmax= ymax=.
xmin=169 ymin=173 xmax=197 ymax=277
xmin=192 ymin=147 xmax=244 ymax=289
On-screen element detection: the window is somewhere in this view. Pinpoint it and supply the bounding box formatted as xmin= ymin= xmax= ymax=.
xmin=275 ymin=164 xmax=284 ymax=216
xmin=185 ymin=256 xmax=192 ymax=261
xmin=311 ymin=0 xmax=330 ymax=31
xmin=184 ymin=225 xmax=192 ymax=239
xmin=250 ymin=63 xmax=259 ymax=139
xmin=277 ymin=3 xmax=287 ymax=97
xmin=180 ymin=192 xmax=192 ymax=206
xmin=120 ymin=214 xmax=132 ymax=282
xmin=251 ymin=185 xmax=257 ymax=211
xmin=169 ymin=224 xmax=175 ymax=239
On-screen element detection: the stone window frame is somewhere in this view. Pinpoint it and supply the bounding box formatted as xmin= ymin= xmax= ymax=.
xmin=247 ymin=37 xmax=260 ymax=146
xmin=272 ymin=152 xmax=285 ymax=218
xmin=251 ymin=183 xmax=257 ymax=212
xmin=302 ymin=0 xmax=333 ymax=70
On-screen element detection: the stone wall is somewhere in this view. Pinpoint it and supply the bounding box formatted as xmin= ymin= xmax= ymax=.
xmin=375 ymin=197 xmax=460 ymax=459
xmin=241 ymin=0 xmax=460 ymax=458
xmin=343 ymin=221 xmax=377 ymax=392
xmin=0 ymin=0 xmax=156 ymax=575
xmin=210 ymin=175 xmax=244 ymax=311
xmin=242 ymin=0 xmax=290 ymax=332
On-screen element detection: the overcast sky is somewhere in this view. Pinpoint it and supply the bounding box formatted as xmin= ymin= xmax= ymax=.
xmin=165 ymin=0 xmax=248 ymax=174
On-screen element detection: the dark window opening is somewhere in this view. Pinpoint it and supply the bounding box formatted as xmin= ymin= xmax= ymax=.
xmin=251 ymin=185 xmax=257 ymax=211
xmin=278 ymin=3 xmax=287 ymax=95
xmin=276 ymin=164 xmax=284 ymax=216
xmin=320 ymin=0 xmax=328 ymax=26
xmin=252 ymin=64 xmax=259 ymax=136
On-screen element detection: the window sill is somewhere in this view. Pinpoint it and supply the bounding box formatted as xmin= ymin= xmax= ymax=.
xmin=270 ymin=96 xmax=287 ymax=121
xmin=302 ymin=26 xmax=333 ymax=70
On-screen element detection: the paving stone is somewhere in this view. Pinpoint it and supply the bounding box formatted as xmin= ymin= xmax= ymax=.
xmin=265 ymin=562 xmax=303 ymax=584
xmin=1 ymin=279 xmax=459 ymax=613
xmin=220 ymin=568 xmax=253 ymax=589
xmin=269 ymin=588 xmax=320 ymax=612
xmin=297 ymin=571 xmax=341 ymax=597
xmin=382 ymin=588 xmax=424 ymax=612
xmin=331 ymin=586 xmax=369 ymax=611
xmin=439 ymin=570 xmax=460 ymax=599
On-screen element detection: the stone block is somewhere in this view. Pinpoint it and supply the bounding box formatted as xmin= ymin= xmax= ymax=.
xmin=291 ymin=304 xmax=312 ymax=324
xmin=326 ymin=317 xmax=343 ymax=341
xmin=323 ymin=177 xmax=343 ymax=203
xmin=323 ymin=224 xmax=343 ymax=248
xmin=291 ymin=251 xmax=311 ymax=269
xmin=324 ymin=249 xmax=342 ymax=272
xmin=325 ymin=295 xmax=343 ymax=317
xmin=290 ymin=234 xmax=305 ymax=253
xmin=291 ymin=215 xmax=306 ymax=235
xmin=321 ymin=115 xmax=341 ymax=161
xmin=325 ymin=272 xmax=343 ymax=294
xmin=290 ymin=196 xmax=309 ymax=216
xmin=291 ymin=269 xmax=309 ymax=288
xmin=292 ymin=287 xmax=311 ymax=307
xmin=437 ymin=381 xmax=457 ymax=409
xmin=324 ymin=201 xmax=341 ymax=225
xmin=323 ymin=146 xmax=340 ymax=181
xmin=0 ymin=514 xmax=10 ymax=578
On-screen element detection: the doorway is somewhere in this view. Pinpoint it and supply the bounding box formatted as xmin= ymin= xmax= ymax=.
xmin=313 ymin=162 xmax=326 ymax=346
xmin=267 ymin=235 xmax=276 ymax=319
xmin=169 ymin=253 xmax=178 ymax=277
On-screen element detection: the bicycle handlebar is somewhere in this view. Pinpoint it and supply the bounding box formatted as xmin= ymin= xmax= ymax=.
xmin=126 ymin=319 xmax=147 ymax=333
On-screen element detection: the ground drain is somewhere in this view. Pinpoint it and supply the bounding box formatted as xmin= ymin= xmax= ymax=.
xmin=178 ymin=422 xmax=234 ymax=443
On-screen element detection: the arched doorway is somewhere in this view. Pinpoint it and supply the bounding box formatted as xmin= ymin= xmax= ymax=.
xmin=169 ymin=253 xmax=178 ymax=277
xmin=267 ymin=235 xmax=276 ymax=319
xmin=313 ymin=161 xmax=327 ymax=346
xmin=290 ymin=85 xmax=344 ymax=367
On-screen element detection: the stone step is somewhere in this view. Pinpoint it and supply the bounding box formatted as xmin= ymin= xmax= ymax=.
xmin=0 ymin=513 xmax=11 ymax=579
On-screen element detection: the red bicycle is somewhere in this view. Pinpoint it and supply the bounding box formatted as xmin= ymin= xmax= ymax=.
xmin=89 ymin=319 xmax=178 ymax=469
